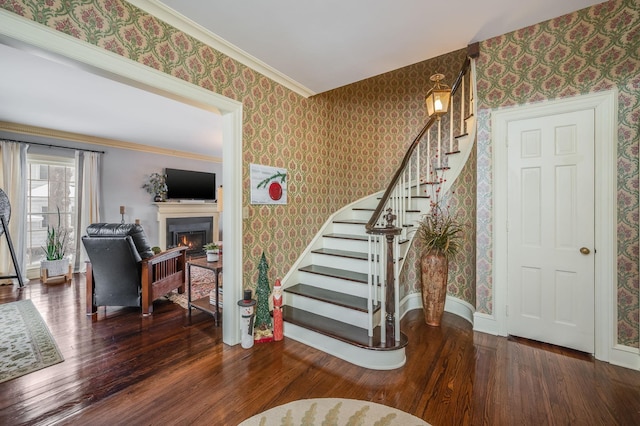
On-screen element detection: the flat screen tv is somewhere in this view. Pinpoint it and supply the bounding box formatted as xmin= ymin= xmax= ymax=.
xmin=165 ymin=168 xmax=216 ymax=201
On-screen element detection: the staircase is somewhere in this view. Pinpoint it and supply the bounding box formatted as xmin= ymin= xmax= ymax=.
xmin=281 ymin=52 xmax=478 ymax=370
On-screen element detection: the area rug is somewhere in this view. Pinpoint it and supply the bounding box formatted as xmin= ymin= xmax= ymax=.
xmin=0 ymin=299 xmax=64 ymax=384
xmin=167 ymin=267 xmax=222 ymax=309
xmin=238 ymin=398 xmax=430 ymax=426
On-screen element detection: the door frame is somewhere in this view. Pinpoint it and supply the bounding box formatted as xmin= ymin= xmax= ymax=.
xmin=492 ymin=90 xmax=617 ymax=362
xmin=0 ymin=10 xmax=244 ymax=346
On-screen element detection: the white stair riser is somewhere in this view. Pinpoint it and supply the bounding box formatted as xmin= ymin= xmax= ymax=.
xmin=311 ymin=253 xmax=369 ymax=274
xmin=347 ymin=210 xmax=376 ymax=221
xmin=323 ymin=237 xmax=369 ymax=252
xmin=284 ymin=293 xmax=380 ymax=329
xmin=298 ymin=271 xmax=370 ymax=298
xmin=283 ymin=322 xmax=406 ymax=370
xmin=332 ymin=222 xmax=368 ymax=235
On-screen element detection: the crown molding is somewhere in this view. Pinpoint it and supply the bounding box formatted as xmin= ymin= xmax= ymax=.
xmin=0 ymin=121 xmax=222 ymax=163
xmin=127 ymin=0 xmax=315 ymax=98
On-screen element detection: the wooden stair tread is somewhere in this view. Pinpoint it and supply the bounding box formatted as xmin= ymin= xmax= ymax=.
xmin=333 ymin=219 xmax=368 ymax=225
xmin=299 ymin=264 xmax=367 ymax=283
xmin=285 ymin=283 xmax=378 ymax=312
xmin=283 ymin=306 xmax=407 ymax=351
xmin=311 ymin=248 xmax=404 ymax=263
xmin=311 ymin=248 xmax=368 ymax=260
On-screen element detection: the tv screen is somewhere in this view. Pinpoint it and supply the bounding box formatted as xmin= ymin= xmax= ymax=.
xmin=165 ymin=168 xmax=216 ymax=201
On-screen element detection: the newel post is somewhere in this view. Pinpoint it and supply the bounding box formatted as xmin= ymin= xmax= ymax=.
xmin=379 ymin=208 xmax=402 ymax=345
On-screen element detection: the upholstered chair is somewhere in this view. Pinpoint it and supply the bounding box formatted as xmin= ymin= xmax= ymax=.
xmin=82 ymin=223 xmax=186 ymax=316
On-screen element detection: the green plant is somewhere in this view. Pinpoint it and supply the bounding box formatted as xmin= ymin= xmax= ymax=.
xmin=151 ymin=246 xmax=161 ymax=255
xmin=416 ymin=188 xmax=464 ymax=259
xmin=42 ymin=208 xmax=68 ymax=261
xmin=142 ymin=172 xmax=167 ymax=198
xmin=203 ymin=242 xmax=219 ymax=251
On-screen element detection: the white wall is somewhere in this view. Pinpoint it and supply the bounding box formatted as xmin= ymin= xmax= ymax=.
xmin=1 ymin=131 xmax=222 ymax=246
xmin=101 ymin=147 xmax=221 ymax=246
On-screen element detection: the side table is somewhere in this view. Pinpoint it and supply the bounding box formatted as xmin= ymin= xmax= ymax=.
xmin=187 ymin=256 xmax=222 ymax=325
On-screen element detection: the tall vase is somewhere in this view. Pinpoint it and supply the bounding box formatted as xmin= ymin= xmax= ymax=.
xmin=421 ymin=251 xmax=449 ymax=326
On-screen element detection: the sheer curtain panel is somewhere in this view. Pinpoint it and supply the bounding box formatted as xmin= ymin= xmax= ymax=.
xmin=0 ymin=140 xmax=28 ymax=284
xmin=74 ymin=150 xmax=102 ymax=272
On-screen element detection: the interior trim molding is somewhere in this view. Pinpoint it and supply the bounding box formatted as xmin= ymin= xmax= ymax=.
xmin=0 ymin=8 xmax=244 ymax=346
xmin=0 ymin=121 xmax=222 ymax=163
xmin=492 ymin=90 xmax=618 ymax=363
xmin=127 ymin=0 xmax=315 ymax=98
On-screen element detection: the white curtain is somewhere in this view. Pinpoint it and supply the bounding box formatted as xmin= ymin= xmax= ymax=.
xmin=74 ymin=150 xmax=101 ymax=272
xmin=0 ymin=140 xmax=28 ymax=284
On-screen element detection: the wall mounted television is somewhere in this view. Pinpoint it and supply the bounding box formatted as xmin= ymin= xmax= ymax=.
xmin=165 ymin=168 xmax=216 ymax=201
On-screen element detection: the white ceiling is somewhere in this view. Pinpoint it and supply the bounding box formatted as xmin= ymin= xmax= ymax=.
xmin=155 ymin=0 xmax=605 ymax=94
xmin=0 ymin=42 xmax=223 ymax=157
xmin=0 ymin=0 xmax=604 ymax=155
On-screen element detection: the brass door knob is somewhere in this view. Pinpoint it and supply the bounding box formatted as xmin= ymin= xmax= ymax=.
xmin=580 ymin=247 xmax=591 ymax=255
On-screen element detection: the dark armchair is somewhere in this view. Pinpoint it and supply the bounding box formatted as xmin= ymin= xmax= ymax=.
xmin=82 ymin=223 xmax=186 ymax=316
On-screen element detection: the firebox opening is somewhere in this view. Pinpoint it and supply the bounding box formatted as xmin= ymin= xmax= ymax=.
xmin=166 ymin=217 xmax=213 ymax=257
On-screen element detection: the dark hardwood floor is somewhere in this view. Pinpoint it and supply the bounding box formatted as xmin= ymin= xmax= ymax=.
xmin=1 ymin=275 xmax=639 ymax=425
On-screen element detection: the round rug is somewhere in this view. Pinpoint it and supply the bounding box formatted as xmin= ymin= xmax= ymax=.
xmin=238 ymin=398 xmax=430 ymax=426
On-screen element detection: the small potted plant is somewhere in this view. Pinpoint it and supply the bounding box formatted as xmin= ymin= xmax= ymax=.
xmin=142 ymin=172 xmax=167 ymax=202
xmin=203 ymin=242 xmax=220 ymax=262
xmin=41 ymin=208 xmax=69 ymax=278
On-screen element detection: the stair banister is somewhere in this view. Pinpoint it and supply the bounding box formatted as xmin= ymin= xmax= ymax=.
xmin=365 ymin=117 xmax=436 ymax=233
xmin=365 ymin=55 xmax=473 ymax=345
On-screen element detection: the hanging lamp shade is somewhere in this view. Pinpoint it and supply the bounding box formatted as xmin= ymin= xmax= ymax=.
xmin=425 ymin=73 xmax=451 ymax=118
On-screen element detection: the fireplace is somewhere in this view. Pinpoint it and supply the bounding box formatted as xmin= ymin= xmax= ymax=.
xmin=166 ymin=217 xmax=213 ymax=256
xmin=154 ymin=202 xmax=219 ymax=252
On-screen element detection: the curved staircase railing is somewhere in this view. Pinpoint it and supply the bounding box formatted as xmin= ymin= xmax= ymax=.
xmin=366 ymin=45 xmax=478 ymax=344
xmin=280 ymin=45 xmax=479 ymax=369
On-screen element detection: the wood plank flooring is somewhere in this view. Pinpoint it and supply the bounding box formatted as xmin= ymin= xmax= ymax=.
xmin=1 ymin=275 xmax=639 ymax=425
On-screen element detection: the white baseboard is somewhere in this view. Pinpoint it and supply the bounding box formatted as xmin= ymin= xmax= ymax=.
xmin=473 ymin=312 xmax=501 ymax=336
xmin=444 ymin=296 xmax=475 ymax=325
xmin=609 ymin=344 xmax=640 ymax=371
xmin=400 ymin=293 xmax=474 ymax=325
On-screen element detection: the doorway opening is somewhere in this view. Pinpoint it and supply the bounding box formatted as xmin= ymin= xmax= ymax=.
xmin=0 ymin=13 xmax=243 ymax=345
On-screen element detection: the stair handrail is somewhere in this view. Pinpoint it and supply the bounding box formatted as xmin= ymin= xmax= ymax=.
xmin=365 ymin=56 xmax=471 ymax=233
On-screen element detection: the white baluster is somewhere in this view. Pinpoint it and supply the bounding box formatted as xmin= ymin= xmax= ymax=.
xmin=367 ymin=235 xmax=374 ymax=336
xmin=416 ymin=141 xmax=421 ymax=197
xmin=461 ymin=77 xmax=466 ymax=135
xmin=437 ymin=119 xmax=442 ymax=169
xmin=380 ymin=238 xmax=386 ymax=342
xmin=449 ymin=95 xmax=454 ymax=153
xmin=426 ymin=131 xmax=431 ymax=185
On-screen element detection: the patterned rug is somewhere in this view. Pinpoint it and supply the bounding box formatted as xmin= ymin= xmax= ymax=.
xmin=238 ymin=398 xmax=430 ymax=425
xmin=0 ymin=299 xmax=64 ymax=384
xmin=167 ymin=267 xmax=222 ymax=309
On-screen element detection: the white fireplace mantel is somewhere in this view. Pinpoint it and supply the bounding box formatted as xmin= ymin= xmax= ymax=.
xmin=154 ymin=202 xmax=220 ymax=250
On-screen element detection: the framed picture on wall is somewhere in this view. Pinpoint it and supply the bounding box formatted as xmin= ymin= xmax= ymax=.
xmin=250 ymin=163 xmax=287 ymax=205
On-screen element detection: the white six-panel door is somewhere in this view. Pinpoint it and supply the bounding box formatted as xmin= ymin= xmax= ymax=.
xmin=506 ymin=109 xmax=595 ymax=353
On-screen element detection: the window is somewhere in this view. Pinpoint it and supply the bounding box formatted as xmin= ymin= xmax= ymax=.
xmin=26 ymin=154 xmax=76 ymax=269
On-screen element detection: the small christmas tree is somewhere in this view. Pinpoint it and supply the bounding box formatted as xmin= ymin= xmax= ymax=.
xmin=254 ymin=252 xmax=273 ymax=342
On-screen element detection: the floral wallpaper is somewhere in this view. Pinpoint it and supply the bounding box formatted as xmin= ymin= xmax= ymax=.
xmin=319 ymin=49 xmax=476 ymax=306
xmin=475 ymin=0 xmax=639 ymax=347
xmin=1 ymin=0 xmax=636 ymax=348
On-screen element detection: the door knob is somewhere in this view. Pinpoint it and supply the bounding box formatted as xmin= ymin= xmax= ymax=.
xmin=580 ymin=247 xmax=590 ymax=255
